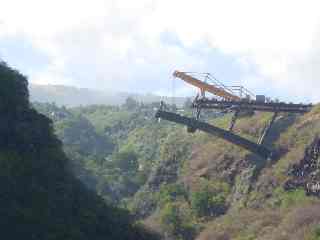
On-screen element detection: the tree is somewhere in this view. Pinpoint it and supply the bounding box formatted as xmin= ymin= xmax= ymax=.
xmin=191 ymin=179 xmax=229 ymax=218
xmin=159 ymin=201 xmax=198 ymax=240
xmin=0 ymin=61 xmax=160 ymax=240
xmin=123 ymin=97 xmax=139 ymax=110
xmin=112 ymin=149 xmax=139 ymax=173
xmin=158 ymin=183 xmax=188 ymax=207
xmin=0 ymin=61 xmax=29 ymax=113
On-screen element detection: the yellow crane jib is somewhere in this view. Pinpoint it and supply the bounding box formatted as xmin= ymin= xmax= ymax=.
xmin=173 ymin=70 xmax=241 ymax=101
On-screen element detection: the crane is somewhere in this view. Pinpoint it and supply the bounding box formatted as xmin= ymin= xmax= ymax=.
xmin=173 ymin=70 xmax=241 ymax=101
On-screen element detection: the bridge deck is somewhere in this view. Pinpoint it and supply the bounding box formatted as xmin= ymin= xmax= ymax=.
xmin=193 ymin=99 xmax=312 ymax=113
xmin=156 ymin=110 xmax=272 ymax=159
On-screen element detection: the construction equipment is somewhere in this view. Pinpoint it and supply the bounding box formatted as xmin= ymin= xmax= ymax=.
xmin=156 ymin=70 xmax=312 ymax=159
xmin=173 ymin=71 xmax=241 ymax=101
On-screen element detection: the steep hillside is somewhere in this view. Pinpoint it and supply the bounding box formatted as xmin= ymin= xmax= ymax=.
xmin=30 ymin=83 xmax=187 ymax=107
xmin=0 ymin=61 xmax=159 ymax=240
xmin=141 ymin=106 xmax=320 ymax=240
xmin=193 ymin=106 xmax=320 ymax=240
xmin=32 ymin=83 xmax=320 ymax=239
xmin=34 ymin=101 xmax=179 ymax=204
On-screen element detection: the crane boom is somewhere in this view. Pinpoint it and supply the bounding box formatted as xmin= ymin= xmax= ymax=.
xmin=173 ymin=70 xmax=241 ymax=101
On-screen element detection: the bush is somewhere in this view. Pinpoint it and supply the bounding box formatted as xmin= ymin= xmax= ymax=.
xmin=309 ymin=226 xmax=320 ymax=240
xmin=112 ymin=148 xmax=139 ymax=173
xmin=159 ymin=201 xmax=198 ymax=240
xmin=273 ymin=187 xmax=310 ymax=209
xmin=191 ymin=179 xmax=229 ymax=218
xmin=158 ymin=183 xmax=188 ymax=207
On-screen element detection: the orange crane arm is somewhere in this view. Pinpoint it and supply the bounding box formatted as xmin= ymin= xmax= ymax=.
xmin=173 ymin=71 xmax=240 ymax=101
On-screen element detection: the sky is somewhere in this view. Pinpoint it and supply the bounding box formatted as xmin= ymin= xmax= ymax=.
xmin=0 ymin=0 xmax=320 ymax=103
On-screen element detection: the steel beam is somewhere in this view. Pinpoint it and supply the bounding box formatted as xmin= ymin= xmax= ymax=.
xmin=258 ymin=112 xmax=278 ymax=145
xmin=229 ymin=109 xmax=240 ymax=132
xmin=193 ymin=99 xmax=312 ymax=113
xmin=156 ymin=110 xmax=272 ymax=159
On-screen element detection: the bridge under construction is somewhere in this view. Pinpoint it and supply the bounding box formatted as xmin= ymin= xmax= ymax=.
xmin=156 ymin=71 xmax=312 ymax=159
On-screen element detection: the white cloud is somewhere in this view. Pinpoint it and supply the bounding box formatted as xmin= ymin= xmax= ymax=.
xmin=145 ymin=0 xmax=320 ymax=100
xmin=31 ymin=70 xmax=73 ymax=86
xmin=0 ymin=0 xmax=320 ymax=102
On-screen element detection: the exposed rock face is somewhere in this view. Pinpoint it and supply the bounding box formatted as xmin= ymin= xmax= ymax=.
xmin=285 ymin=136 xmax=320 ymax=195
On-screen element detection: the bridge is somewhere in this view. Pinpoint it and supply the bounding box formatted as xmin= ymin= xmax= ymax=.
xmin=156 ymin=110 xmax=272 ymax=159
xmin=156 ymin=70 xmax=312 ymax=158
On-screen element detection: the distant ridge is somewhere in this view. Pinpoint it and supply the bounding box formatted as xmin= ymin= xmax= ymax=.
xmin=29 ymin=83 xmax=187 ymax=107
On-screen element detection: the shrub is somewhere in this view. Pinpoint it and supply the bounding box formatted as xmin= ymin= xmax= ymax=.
xmin=273 ymin=187 xmax=310 ymax=209
xmin=158 ymin=183 xmax=188 ymax=207
xmin=191 ymin=179 xmax=229 ymax=218
xmin=309 ymin=226 xmax=320 ymax=240
xmin=159 ymin=201 xmax=198 ymax=240
xmin=112 ymin=148 xmax=139 ymax=173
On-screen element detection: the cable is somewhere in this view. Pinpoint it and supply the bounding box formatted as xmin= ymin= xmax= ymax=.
xmin=171 ymin=75 xmax=176 ymax=107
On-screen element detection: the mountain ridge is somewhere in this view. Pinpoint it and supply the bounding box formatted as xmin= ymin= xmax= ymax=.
xmin=29 ymin=83 xmax=187 ymax=107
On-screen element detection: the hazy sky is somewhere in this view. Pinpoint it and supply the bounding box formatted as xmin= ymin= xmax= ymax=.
xmin=0 ymin=0 xmax=320 ymax=103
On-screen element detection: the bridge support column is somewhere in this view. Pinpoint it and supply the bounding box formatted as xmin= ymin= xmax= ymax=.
xmin=229 ymin=109 xmax=240 ymax=132
xmin=258 ymin=112 xmax=278 ymax=145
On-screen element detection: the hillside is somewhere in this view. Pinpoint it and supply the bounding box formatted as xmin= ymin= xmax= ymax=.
xmin=0 ymin=61 xmax=159 ymax=240
xmin=33 ymin=95 xmax=320 ymax=239
xmin=3 ymin=1 xmax=319 ymax=239
xmin=30 ymin=83 xmax=187 ymax=107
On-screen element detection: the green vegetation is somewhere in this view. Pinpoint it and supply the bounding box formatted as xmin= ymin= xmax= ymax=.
xmin=190 ymin=179 xmax=230 ymax=218
xmin=309 ymin=226 xmax=320 ymax=240
xmin=155 ymin=180 xmax=229 ymax=239
xmin=273 ymin=187 xmax=310 ymax=209
xmin=31 ymin=95 xmax=320 ymax=240
xmin=158 ymin=183 xmax=188 ymax=207
xmin=0 ymin=61 xmax=159 ymax=240
xmin=28 ymin=62 xmax=320 ymax=239
xmin=34 ymin=101 xmax=178 ymax=204
xmin=159 ymin=201 xmax=198 ymax=240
